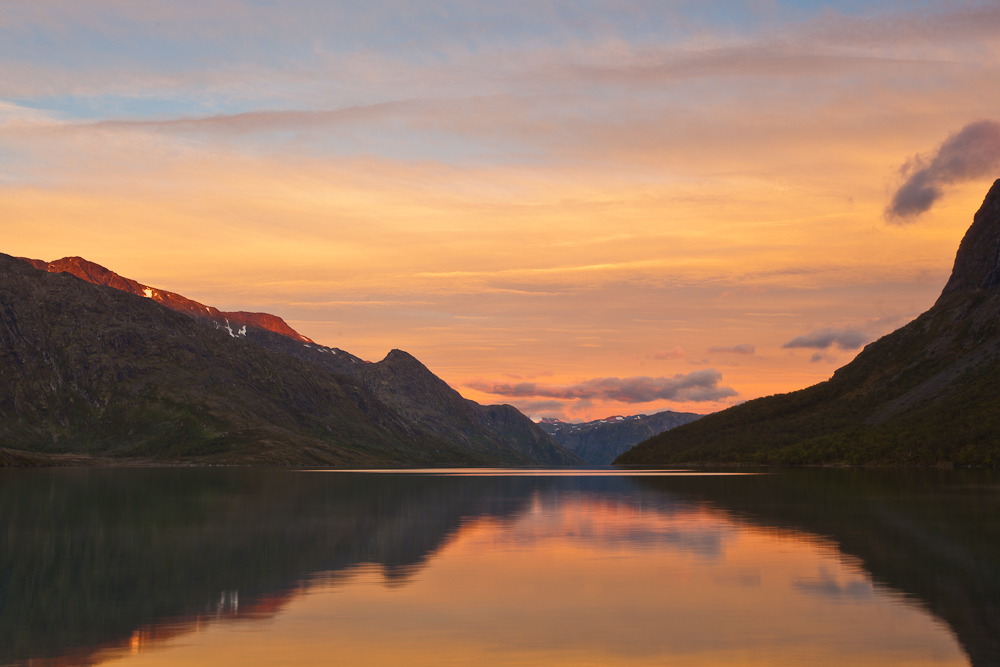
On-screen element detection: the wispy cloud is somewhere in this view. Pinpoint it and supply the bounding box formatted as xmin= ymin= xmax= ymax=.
xmin=653 ymin=346 xmax=685 ymax=360
xmin=783 ymin=328 xmax=869 ymax=351
xmin=88 ymin=102 xmax=419 ymax=134
xmin=465 ymin=370 xmax=736 ymax=404
xmin=886 ymin=120 xmax=1000 ymax=221
xmin=709 ymin=344 xmax=755 ymax=355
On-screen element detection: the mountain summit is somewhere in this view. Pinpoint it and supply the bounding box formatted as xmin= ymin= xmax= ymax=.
xmin=1 ymin=254 xmax=578 ymax=466
xmin=938 ymin=182 xmax=1000 ymax=299
xmin=618 ymin=179 xmax=1000 ymax=466
xmin=538 ymin=411 xmax=701 ymax=464
xmin=18 ymin=256 xmax=314 ymax=343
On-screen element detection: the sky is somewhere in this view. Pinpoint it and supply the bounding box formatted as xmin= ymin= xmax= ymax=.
xmin=3 ymin=0 xmax=1000 ymax=421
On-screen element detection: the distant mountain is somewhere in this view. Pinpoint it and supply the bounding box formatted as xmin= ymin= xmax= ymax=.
xmin=618 ymin=179 xmax=1000 ymax=466
xmin=538 ymin=411 xmax=701 ymax=464
xmin=1 ymin=254 xmax=579 ymax=466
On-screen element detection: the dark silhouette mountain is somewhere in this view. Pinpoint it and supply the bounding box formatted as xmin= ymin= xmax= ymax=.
xmin=354 ymin=350 xmax=580 ymax=465
xmin=224 ymin=330 xmax=580 ymax=465
xmin=0 ymin=254 xmax=577 ymax=465
xmin=19 ymin=256 xmax=315 ymax=342
xmin=618 ymin=179 xmax=1000 ymax=466
xmin=11 ymin=255 xmax=578 ymax=466
xmin=539 ymin=410 xmax=701 ymax=464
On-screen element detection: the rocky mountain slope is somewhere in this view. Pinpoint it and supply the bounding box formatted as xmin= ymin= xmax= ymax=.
xmin=618 ymin=180 xmax=1000 ymax=466
xmin=357 ymin=350 xmax=580 ymax=465
xmin=20 ymin=256 xmax=315 ymax=342
xmin=0 ymin=254 xmax=578 ymax=465
xmin=539 ymin=411 xmax=701 ymax=464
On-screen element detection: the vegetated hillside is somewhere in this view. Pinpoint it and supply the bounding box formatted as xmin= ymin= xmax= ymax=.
xmin=617 ymin=179 xmax=1000 ymax=466
xmin=0 ymin=253 xmax=505 ymax=466
xmin=539 ymin=411 xmax=701 ymax=464
xmin=355 ymin=350 xmax=580 ymax=465
xmin=240 ymin=331 xmax=580 ymax=465
xmin=7 ymin=255 xmax=580 ymax=466
xmin=20 ymin=256 xmax=315 ymax=342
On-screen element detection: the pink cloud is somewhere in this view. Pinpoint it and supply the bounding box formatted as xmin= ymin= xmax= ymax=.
xmin=465 ymin=369 xmax=736 ymax=404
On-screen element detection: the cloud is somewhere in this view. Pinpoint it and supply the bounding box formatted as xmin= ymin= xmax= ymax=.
xmin=502 ymin=370 xmax=554 ymax=380
xmin=512 ymin=400 xmax=568 ymax=414
xmin=885 ymin=120 xmax=1000 ymax=221
xmin=653 ymin=346 xmax=685 ymax=359
xmin=709 ymin=344 xmax=755 ymax=355
xmin=465 ymin=370 xmax=737 ymax=404
xmin=88 ymin=102 xmax=418 ymax=135
xmin=783 ymin=327 xmax=869 ymax=351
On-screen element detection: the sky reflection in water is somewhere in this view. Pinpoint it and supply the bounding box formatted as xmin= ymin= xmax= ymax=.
xmin=3 ymin=468 xmax=993 ymax=666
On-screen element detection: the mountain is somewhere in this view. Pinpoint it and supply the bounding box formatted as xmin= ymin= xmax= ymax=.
xmin=19 ymin=256 xmax=315 ymax=342
xmin=618 ymin=179 xmax=1000 ymax=466
xmin=0 ymin=253 xmax=578 ymax=465
xmin=356 ymin=350 xmax=580 ymax=465
xmin=538 ymin=410 xmax=701 ymax=464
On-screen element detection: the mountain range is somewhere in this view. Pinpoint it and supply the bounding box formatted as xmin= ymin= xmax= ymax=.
xmin=537 ymin=410 xmax=701 ymax=464
xmin=0 ymin=254 xmax=580 ymax=466
xmin=618 ymin=179 xmax=1000 ymax=466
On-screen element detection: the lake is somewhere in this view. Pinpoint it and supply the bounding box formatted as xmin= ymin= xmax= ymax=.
xmin=1 ymin=467 xmax=997 ymax=666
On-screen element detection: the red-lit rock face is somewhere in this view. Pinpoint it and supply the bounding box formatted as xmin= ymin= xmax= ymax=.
xmin=223 ymin=311 xmax=312 ymax=342
xmin=17 ymin=256 xmax=314 ymax=343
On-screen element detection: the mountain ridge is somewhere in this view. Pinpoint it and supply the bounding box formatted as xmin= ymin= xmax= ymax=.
xmin=538 ymin=410 xmax=701 ymax=464
xmin=18 ymin=256 xmax=315 ymax=343
xmin=1 ymin=253 xmax=579 ymax=466
xmin=616 ymin=179 xmax=1000 ymax=466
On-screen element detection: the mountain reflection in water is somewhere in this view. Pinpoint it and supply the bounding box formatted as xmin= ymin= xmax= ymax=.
xmin=0 ymin=468 xmax=996 ymax=666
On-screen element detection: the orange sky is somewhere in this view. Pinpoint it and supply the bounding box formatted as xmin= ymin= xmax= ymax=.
xmin=3 ymin=1 xmax=1000 ymax=420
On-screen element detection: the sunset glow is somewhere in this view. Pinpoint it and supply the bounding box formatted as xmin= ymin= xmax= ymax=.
xmin=4 ymin=0 xmax=999 ymax=419
xmin=97 ymin=491 xmax=966 ymax=667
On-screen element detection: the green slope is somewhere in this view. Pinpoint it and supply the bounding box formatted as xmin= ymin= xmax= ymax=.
xmin=617 ymin=180 xmax=1000 ymax=466
xmin=0 ymin=253 xmax=500 ymax=466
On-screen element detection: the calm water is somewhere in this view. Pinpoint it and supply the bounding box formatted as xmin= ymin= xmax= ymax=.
xmin=1 ymin=467 xmax=998 ymax=666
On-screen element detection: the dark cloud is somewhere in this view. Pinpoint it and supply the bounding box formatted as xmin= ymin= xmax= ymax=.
xmin=709 ymin=344 xmax=755 ymax=355
xmin=465 ymin=370 xmax=736 ymax=404
xmin=886 ymin=120 xmax=1000 ymax=221
xmin=783 ymin=327 xmax=869 ymax=351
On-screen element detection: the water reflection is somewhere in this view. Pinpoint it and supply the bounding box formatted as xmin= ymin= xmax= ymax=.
xmin=0 ymin=468 xmax=996 ymax=666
